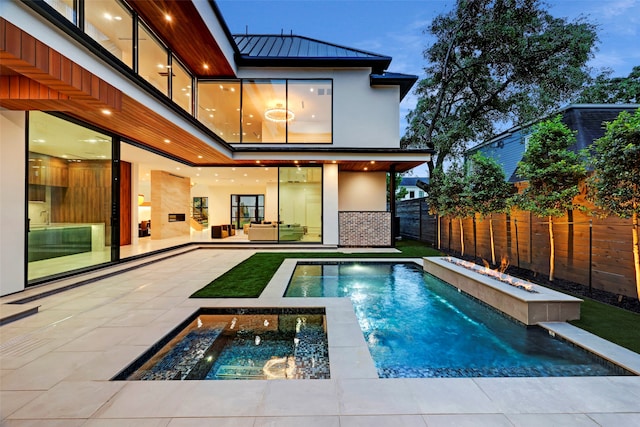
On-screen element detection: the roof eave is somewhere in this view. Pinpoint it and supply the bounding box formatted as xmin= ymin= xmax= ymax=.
xmin=235 ymin=54 xmax=391 ymax=74
xmin=370 ymin=73 xmax=418 ymax=101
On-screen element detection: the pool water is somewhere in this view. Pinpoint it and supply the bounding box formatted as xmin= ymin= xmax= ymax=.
xmin=117 ymin=309 xmax=330 ymax=380
xmin=285 ymin=262 xmax=630 ymax=378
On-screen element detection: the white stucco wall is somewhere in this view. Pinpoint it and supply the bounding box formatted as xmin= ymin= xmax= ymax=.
xmin=1 ymin=111 xmax=27 ymax=296
xmin=323 ymin=164 xmax=339 ymax=245
xmin=338 ymin=171 xmax=387 ymax=212
xmin=235 ymin=68 xmax=400 ymax=149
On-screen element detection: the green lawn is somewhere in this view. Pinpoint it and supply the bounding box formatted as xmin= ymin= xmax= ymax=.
xmin=190 ymin=239 xmax=640 ymax=355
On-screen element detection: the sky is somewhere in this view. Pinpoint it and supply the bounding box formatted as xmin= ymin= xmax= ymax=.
xmin=217 ymin=0 xmax=640 ymax=175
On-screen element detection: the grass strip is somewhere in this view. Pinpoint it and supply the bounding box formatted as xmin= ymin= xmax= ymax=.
xmin=570 ymin=298 xmax=640 ymax=354
xmin=190 ymin=240 xmax=441 ymax=298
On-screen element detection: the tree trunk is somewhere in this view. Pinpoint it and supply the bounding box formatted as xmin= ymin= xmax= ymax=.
xmin=548 ymin=216 xmax=555 ymax=282
xmin=489 ymin=214 xmax=496 ymax=265
xmin=459 ymin=217 xmax=465 ymax=256
xmin=632 ymin=211 xmax=640 ymax=301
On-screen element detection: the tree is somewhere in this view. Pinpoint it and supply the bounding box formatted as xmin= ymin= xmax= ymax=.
xmin=516 ymin=115 xmax=587 ymax=281
xmin=426 ymin=167 xmax=446 ymax=249
xmin=467 ymin=152 xmax=515 ymax=264
xmin=387 ymin=173 xmax=408 ymax=202
xmin=576 ymin=66 xmax=640 ymax=104
xmin=586 ymin=109 xmax=640 ymax=300
xmin=438 ymin=163 xmax=474 ymax=256
xmin=404 ymin=0 xmax=597 ymax=174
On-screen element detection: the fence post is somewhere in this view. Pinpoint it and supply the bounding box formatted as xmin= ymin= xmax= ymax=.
xmin=473 ymin=216 xmax=477 ymax=260
xmin=589 ymin=219 xmax=593 ymax=295
xmin=514 ymin=218 xmax=520 ymax=268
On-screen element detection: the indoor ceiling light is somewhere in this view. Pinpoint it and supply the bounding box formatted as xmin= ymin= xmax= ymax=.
xmin=264 ymin=104 xmax=295 ymax=123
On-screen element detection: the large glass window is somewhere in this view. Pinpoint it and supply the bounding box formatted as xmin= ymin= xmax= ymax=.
xmin=243 ymin=79 xmax=288 ymax=143
xmin=197 ymin=81 xmax=241 ymax=142
xmin=27 ymin=112 xmax=114 ymax=282
xmin=172 ymin=56 xmax=193 ymax=114
xmin=44 ymin=0 xmax=76 ymax=24
xmin=231 ymin=195 xmax=264 ymax=230
xmin=287 ymin=80 xmax=332 ymax=143
xmin=278 ymin=167 xmax=322 ymax=242
xmin=138 ymin=23 xmax=168 ymax=95
xmin=84 ymin=0 xmax=133 ymax=68
xmin=199 ymin=79 xmax=332 ymax=144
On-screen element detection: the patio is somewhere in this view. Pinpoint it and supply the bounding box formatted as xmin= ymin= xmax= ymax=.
xmin=1 ymin=247 xmax=639 ymax=426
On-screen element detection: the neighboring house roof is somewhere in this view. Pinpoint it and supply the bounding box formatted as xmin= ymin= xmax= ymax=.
xmin=400 ymin=177 xmax=430 ymax=187
xmin=467 ymin=104 xmax=640 ymax=182
xmin=233 ymin=34 xmax=392 ymax=73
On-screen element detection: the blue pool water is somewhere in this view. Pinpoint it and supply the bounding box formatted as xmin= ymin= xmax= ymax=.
xmin=285 ymin=262 xmax=629 ymax=378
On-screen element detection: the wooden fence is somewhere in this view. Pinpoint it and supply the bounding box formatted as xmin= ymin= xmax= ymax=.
xmin=397 ymin=198 xmax=637 ymax=298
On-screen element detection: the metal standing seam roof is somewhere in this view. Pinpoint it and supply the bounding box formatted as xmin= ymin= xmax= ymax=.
xmin=233 ymin=34 xmax=393 ymax=73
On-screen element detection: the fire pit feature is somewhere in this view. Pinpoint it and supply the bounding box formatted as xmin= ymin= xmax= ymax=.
xmin=423 ymin=257 xmax=582 ymax=325
xmin=445 ymin=257 xmax=537 ymax=293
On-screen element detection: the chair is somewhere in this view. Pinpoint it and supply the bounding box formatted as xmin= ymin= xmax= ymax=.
xmin=139 ymin=221 xmax=150 ymax=237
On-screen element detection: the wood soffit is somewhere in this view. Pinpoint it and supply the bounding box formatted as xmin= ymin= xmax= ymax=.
xmin=127 ymin=0 xmax=235 ymax=78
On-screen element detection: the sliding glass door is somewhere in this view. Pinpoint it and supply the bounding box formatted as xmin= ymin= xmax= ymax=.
xmin=278 ymin=167 xmax=322 ymax=242
xmin=231 ymin=194 xmax=264 ymax=230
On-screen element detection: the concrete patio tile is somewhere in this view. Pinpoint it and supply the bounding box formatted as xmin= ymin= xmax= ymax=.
xmin=63 ymin=345 xmax=149 ymax=381
xmin=7 ymin=381 xmax=124 ymax=419
xmin=254 ymin=415 xmax=340 ymax=427
xmin=0 ymin=350 xmax=102 ymax=390
xmin=0 ymin=390 xmax=41 ymax=419
xmin=56 ymin=326 xmax=146 ymax=351
xmin=1 ymin=419 xmax=86 ymax=426
xmin=258 ymin=379 xmax=339 ymax=416
xmin=422 ymin=414 xmax=513 ymax=426
xmin=405 ymin=378 xmax=499 ymax=414
xmin=506 ymin=413 xmax=599 ymax=426
xmin=327 ymin=346 xmax=377 ymax=379
xmin=167 ymin=418 xmax=254 ymax=427
xmin=337 ymin=379 xmax=420 ymax=415
xmin=586 ymin=413 xmax=640 ymax=427
xmin=96 ymin=381 xmax=267 ymax=418
xmin=340 ymin=415 xmax=426 ymax=427
xmin=83 ymin=419 xmax=170 ymax=427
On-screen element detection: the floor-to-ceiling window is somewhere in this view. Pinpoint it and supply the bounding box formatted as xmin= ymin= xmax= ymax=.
xmin=27 ymin=112 xmax=114 ymax=282
xmin=84 ymin=0 xmax=134 ymax=68
xmin=278 ymin=166 xmax=322 ymax=242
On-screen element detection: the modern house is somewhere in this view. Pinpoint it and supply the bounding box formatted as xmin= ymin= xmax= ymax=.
xmin=466 ymin=104 xmax=639 ymax=182
xmin=0 ymin=0 xmax=431 ymax=296
xmin=398 ymin=177 xmax=429 ymax=200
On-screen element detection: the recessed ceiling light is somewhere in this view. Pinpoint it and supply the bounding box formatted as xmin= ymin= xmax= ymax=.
xmin=255 ymin=160 xmax=260 ymax=164
xmin=370 ymin=160 xmax=376 ymax=164
xmin=294 ymin=160 xmax=299 ymax=164
xmin=104 ymin=13 xmax=113 ymax=20
xmin=114 ymin=16 xmax=122 ymax=21
xmin=101 ymin=109 xmax=112 ymax=115
xmin=164 ymin=13 xmax=172 ymax=22
xmin=332 ymin=160 xmax=337 ymax=164
xmin=203 ymin=64 xmax=209 ymax=70
xmin=164 ymin=139 xmax=171 ymax=143
xmin=310 ymin=88 xmax=314 ymax=92
xmin=243 ymin=173 xmax=248 ymax=177
xmin=364 ymin=167 xmax=368 ymax=171
xmin=231 ymin=167 xmax=236 ymax=171
xmin=176 ymin=167 xmax=180 ymax=170
xmin=196 ymin=173 xmax=200 ymax=177
xmin=198 ymin=155 xmax=203 ymax=159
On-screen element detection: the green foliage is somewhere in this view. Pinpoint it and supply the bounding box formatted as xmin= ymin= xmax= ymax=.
xmin=403 ymin=0 xmax=597 ymax=173
xmin=436 ymin=163 xmax=474 ymax=220
xmin=387 ymin=173 xmax=408 ymax=201
xmin=467 ymin=153 xmax=514 ymax=217
xmin=586 ymin=109 xmax=640 ymax=218
xmin=576 ymin=66 xmax=640 ymax=104
xmin=516 ymin=116 xmax=587 ymax=217
xmin=190 ymin=242 xmax=443 ymax=298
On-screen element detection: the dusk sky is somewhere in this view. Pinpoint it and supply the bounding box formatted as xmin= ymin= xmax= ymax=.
xmin=218 ymin=0 xmax=640 ymax=174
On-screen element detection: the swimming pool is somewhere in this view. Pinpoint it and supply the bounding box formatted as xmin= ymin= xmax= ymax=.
xmin=285 ymin=262 xmax=630 ymax=378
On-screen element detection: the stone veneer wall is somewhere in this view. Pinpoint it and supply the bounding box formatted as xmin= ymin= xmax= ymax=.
xmin=339 ymin=211 xmax=391 ymax=247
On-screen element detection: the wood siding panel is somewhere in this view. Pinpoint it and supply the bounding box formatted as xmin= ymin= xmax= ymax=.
xmin=120 ymin=161 xmax=132 ymax=246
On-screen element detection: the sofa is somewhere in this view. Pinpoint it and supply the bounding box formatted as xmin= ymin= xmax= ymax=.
xmin=247 ymin=223 xmax=278 ymax=241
